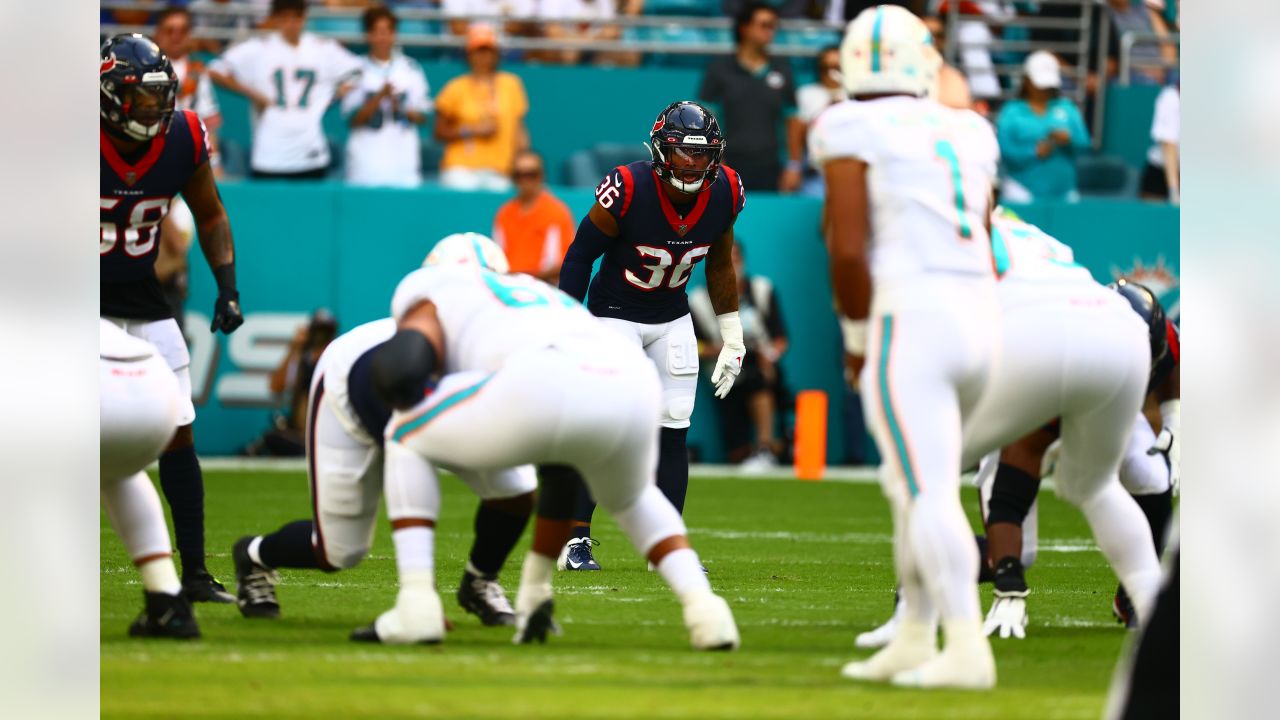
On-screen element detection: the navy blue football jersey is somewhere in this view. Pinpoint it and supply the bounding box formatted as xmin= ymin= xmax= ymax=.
xmin=100 ymin=109 xmax=210 ymax=319
xmin=585 ymin=160 xmax=745 ymax=324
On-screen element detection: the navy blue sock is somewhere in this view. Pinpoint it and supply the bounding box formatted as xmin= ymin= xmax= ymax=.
xmin=1133 ymin=489 xmax=1174 ymax=556
xmin=976 ymin=535 xmax=994 ymax=583
xmin=469 ymin=495 xmax=534 ymax=578
xmin=571 ymin=476 xmax=595 ymax=538
xmin=158 ymin=445 xmax=206 ymax=576
xmin=656 ymin=427 xmax=690 ymax=515
xmin=259 ymin=520 xmax=323 ymax=570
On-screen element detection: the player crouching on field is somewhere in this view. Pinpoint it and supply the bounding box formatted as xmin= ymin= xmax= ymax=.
xmin=356 ymin=242 xmax=739 ymax=649
xmin=231 ymin=235 xmax=537 ymax=629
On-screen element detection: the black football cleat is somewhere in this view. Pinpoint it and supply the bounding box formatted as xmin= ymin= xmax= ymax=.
xmin=1113 ymin=585 xmax=1138 ymax=629
xmin=232 ymin=536 xmax=281 ymax=619
xmin=457 ymin=571 xmax=516 ymax=627
xmin=514 ymin=600 xmax=561 ymax=645
xmin=128 ymin=591 xmax=201 ymax=639
xmin=182 ymin=569 xmax=236 ymax=604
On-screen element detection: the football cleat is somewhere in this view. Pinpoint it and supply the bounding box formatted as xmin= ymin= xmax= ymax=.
xmin=457 ymin=571 xmax=516 ymax=627
xmin=890 ymin=622 xmax=996 ymax=690
xmin=513 ymin=599 xmax=562 ymax=645
xmin=128 ymin=591 xmax=201 ymax=639
xmin=682 ymin=590 xmax=740 ymax=651
xmin=557 ymin=537 xmax=602 ymax=571
xmin=842 ymin=620 xmax=937 ymax=682
xmin=232 ymin=536 xmax=281 ymax=619
xmin=1112 ymin=585 xmax=1138 ymax=629
xmin=855 ymin=594 xmax=904 ymax=649
xmin=182 ymin=569 xmax=235 ymax=604
xmin=353 ymin=589 xmax=446 ymax=645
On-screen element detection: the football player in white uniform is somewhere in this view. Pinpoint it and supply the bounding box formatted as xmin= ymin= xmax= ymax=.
xmin=354 ymin=251 xmax=739 ymax=650
xmin=100 ymin=320 xmax=199 ymax=638
xmin=812 ymin=5 xmax=1003 ymax=688
xmin=231 ymin=235 xmax=538 ymax=628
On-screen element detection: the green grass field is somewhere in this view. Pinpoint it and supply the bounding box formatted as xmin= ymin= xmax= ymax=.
xmin=101 ymin=469 xmax=1131 ymax=719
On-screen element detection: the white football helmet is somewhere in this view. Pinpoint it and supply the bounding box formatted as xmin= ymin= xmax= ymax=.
xmin=423 ymin=232 xmax=509 ymax=274
xmin=840 ymin=5 xmax=940 ymax=99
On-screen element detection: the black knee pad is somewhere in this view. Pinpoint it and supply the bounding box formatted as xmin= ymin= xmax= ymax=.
xmin=536 ymin=464 xmax=584 ymax=521
xmin=986 ymin=463 xmax=1041 ymax=526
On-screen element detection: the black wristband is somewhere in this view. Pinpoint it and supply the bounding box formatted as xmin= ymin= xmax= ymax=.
xmin=213 ymin=263 xmax=237 ymax=297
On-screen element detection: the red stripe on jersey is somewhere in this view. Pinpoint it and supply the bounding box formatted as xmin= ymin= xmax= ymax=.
xmin=100 ymin=127 xmax=167 ymax=186
xmin=181 ymin=109 xmax=205 ymax=165
xmin=651 ymin=169 xmax=711 ymax=236
xmin=618 ymin=164 xmax=635 ymax=218
xmin=1165 ymin=319 xmax=1179 ymax=365
xmin=722 ymin=164 xmax=743 ymax=216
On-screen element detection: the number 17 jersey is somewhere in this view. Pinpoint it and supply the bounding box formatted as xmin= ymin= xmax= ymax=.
xmin=809 ymin=96 xmax=1000 ymax=285
xmin=586 ymin=160 xmax=745 ymax=324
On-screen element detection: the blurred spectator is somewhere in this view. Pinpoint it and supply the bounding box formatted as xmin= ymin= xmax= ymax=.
xmin=995 ymin=51 xmax=1089 ymax=203
xmin=924 ymin=11 xmax=991 ymax=116
xmin=434 ymin=24 xmax=530 ymax=191
xmin=698 ymin=2 xmax=803 ymax=192
xmin=690 ymin=245 xmax=790 ymax=468
xmin=191 ymin=0 xmax=272 ymax=52
xmin=209 ymin=0 xmax=362 ymax=179
xmin=343 ymin=6 xmax=432 ymax=187
xmin=245 ymin=310 xmax=339 ymax=457
xmin=933 ymin=2 xmax=1008 ymax=102
xmin=155 ymin=6 xmax=223 ymax=172
xmin=725 ymin=0 xmax=830 ymax=21
xmin=539 ymin=0 xmax=621 ymax=65
xmin=825 ymin=0 xmax=920 ymax=24
xmin=492 ymin=150 xmax=575 ymax=283
xmin=441 ymin=0 xmax=536 ymax=37
xmin=1140 ymin=83 xmax=1179 ymax=204
xmin=1092 ymin=0 xmax=1177 ymax=89
xmin=795 ymin=44 xmax=843 ymax=197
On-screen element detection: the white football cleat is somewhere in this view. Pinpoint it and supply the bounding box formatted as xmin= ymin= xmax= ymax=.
xmin=683 ymin=590 xmax=740 ymax=651
xmin=352 ymin=587 xmax=445 ymax=645
xmin=855 ymin=596 xmax=905 ymax=649
xmin=891 ymin=620 xmax=996 ymax=690
xmin=841 ymin=620 xmax=936 ymax=682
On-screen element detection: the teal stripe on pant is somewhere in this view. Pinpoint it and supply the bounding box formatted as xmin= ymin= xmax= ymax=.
xmin=877 ymin=316 xmax=920 ymax=497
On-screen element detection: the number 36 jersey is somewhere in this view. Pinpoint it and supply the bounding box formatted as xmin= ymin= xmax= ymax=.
xmin=100 ymin=110 xmax=210 ymax=320
xmin=809 ymin=96 xmax=1000 ymax=284
xmin=586 ymin=160 xmax=745 ymax=324
xmin=391 ymin=265 xmax=636 ymax=374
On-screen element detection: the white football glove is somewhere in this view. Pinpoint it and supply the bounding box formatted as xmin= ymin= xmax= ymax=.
xmin=983 ymin=589 xmax=1029 ymax=640
xmin=711 ymin=312 xmax=746 ymax=399
xmin=1147 ymin=399 xmax=1180 ymax=495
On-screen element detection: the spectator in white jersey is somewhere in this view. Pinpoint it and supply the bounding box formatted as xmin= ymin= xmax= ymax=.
xmin=795 ymin=45 xmax=844 ymax=197
xmin=343 ymin=6 xmax=432 ymax=188
xmin=209 ymin=0 xmax=362 ymax=179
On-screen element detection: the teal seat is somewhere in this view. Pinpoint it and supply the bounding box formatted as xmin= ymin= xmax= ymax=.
xmin=1075 ymin=155 xmax=1140 ymax=198
xmin=644 ymin=0 xmax=720 ymax=17
xmin=306 ymin=17 xmax=362 ymax=36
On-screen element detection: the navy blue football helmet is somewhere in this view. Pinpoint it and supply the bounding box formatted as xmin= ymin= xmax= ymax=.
xmin=1109 ymin=278 xmax=1169 ymax=366
xmin=647 ymin=101 xmax=725 ymax=194
xmin=100 ymin=34 xmax=178 ymax=141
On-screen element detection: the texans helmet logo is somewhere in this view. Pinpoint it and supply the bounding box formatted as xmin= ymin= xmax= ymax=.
xmin=651 ymin=115 xmax=666 ymax=134
xmin=100 ymin=55 xmax=117 ymax=75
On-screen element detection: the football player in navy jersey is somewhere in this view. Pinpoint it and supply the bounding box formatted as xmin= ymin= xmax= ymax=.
xmin=100 ymin=34 xmax=243 ymax=603
xmin=557 ymin=101 xmax=747 ymax=570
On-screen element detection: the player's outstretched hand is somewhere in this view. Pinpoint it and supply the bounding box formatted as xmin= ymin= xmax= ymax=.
xmin=1147 ymin=427 xmax=1179 ymax=495
xmin=212 ymin=292 xmax=244 ymax=334
xmin=983 ymin=589 xmax=1029 ymax=640
xmin=711 ymin=343 xmax=744 ymax=399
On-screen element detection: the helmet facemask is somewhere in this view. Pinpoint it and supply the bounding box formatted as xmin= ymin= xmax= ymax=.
xmin=649 ymin=138 xmax=723 ymax=195
xmin=102 ymin=75 xmax=178 ymax=141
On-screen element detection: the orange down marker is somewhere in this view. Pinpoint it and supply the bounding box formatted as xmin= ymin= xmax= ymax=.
xmin=794 ymin=390 xmax=828 ymax=481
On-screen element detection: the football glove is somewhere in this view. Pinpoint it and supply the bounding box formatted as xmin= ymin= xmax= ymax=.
xmin=711 ymin=311 xmax=745 ymax=399
xmin=1147 ymin=399 xmax=1180 ymax=495
xmin=982 ymin=589 xmax=1029 ymax=639
xmin=211 ymin=291 xmax=244 ymax=334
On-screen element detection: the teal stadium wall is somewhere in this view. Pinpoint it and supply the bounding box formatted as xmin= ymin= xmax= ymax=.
xmin=186 ymin=182 xmax=1179 ymax=461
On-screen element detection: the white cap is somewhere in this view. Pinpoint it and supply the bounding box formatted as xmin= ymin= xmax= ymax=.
xmin=1023 ymin=50 xmax=1061 ymax=90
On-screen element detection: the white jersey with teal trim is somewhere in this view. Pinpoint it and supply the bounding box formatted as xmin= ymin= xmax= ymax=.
xmin=989 ymin=211 xmax=1096 ymax=286
xmin=391 ymin=265 xmax=630 ymax=374
xmin=809 ymin=96 xmax=1000 ymax=284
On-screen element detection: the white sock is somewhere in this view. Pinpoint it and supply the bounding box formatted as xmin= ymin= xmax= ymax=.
xmin=101 ymin=471 xmax=172 ymax=562
xmin=658 ymin=548 xmax=711 ymax=600
xmin=247 ymin=535 xmax=266 ymax=566
xmin=941 ymin=617 xmax=988 ymax=655
xmin=516 ymin=551 xmax=555 ymax=615
xmin=392 ymin=526 xmax=435 ymax=577
xmin=1078 ymin=483 xmax=1162 ymax=617
xmin=137 ymin=556 xmax=182 ymax=596
xmin=909 ymin=493 xmax=982 ymax=622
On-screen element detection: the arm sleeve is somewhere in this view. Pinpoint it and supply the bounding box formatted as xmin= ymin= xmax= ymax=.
xmin=1151 ymin=88 xmax=1179 ymax=144
xmin=409 ymin=62 xmax=433 ymax=114
xmin=558 ymin=215 xmax=612 ymax=302
xmin=209 ymin=39 xmax=254 ymax=79
xmin=330 ymin=41 xmax=363 ymax=84
xmin=807 ymin=103 xmax=872 ymax=167
xmin=511 ymin=75 xmax=529 ymax=119
xmin=1067 ymin=103 xmax=1091 ymax=150
xmin=195 ymin=72 xmax=220 ymax=120
xmin=592 ymin=165 xmax=635 ymax=222
xmin=340 ymin=76 xmax=369 ymax=117
xmin=698 ymin=62 xmax=724 ymax=105
xmin=995 ymin=105 xmax=1040 ymax=169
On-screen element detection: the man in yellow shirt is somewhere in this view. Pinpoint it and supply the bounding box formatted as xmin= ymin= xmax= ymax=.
xmin=434 ymin=24 xmax=530 ymax=191
xmin=492 ymin=151 xmax=575 ymax=284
